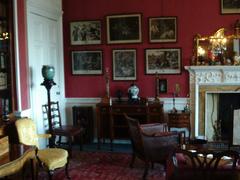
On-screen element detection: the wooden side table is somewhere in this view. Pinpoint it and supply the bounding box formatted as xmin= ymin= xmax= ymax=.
xmin=168 ymin=112 xmax=191 ymax=140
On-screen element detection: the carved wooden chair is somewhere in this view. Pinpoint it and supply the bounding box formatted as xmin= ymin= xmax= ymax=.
xmin=42 ymin=101 xmax=84 ymax=156
xmin=124 ymin=113 xmax=182 ymax=179
xmin=167 ymin=149 xmax=240 ymax=180
xmin=15 ymin=118 xmax=70 ymax=180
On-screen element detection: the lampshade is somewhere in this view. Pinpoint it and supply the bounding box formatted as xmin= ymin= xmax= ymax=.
xmin=41 ymin=65 xmax=55 ymax=80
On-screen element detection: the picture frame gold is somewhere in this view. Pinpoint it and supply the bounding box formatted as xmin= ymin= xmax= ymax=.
xmin=149 ymin=16 xmax=177 ymax=43
xmin=71 ymin=50 xmax=103 ymax=75
xmin=112 ymin=49 xmax=137 ymax=81
xmin=159 ymin=79 xmax=167 ymax=93
xmin=145 ymin=48 xmax=181 ymax=74
xmin=220 ymin=0 xmax=240 ymax=14
xmin=106 ymin=13 xmax=142 ymax=44
xmin=70 ymin=20 xmax=101 ymax=45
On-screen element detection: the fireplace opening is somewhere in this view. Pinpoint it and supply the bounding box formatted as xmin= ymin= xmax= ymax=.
xmin=218 ymin=93 xmax=240 ymax=142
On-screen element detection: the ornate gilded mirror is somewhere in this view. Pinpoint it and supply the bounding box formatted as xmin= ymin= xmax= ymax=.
xmin=193 ymin=20 xmax=240 ymax=65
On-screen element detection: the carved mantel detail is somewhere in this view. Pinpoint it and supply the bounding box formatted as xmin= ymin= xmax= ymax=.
xmin=185 ymin=66 xmax=240 ymax=137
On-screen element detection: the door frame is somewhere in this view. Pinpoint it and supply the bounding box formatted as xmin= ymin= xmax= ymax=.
xmin=26 ymin=0 xmax=65 ymax=141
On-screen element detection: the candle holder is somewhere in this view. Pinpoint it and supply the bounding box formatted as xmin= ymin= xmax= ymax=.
xmin=172 ymin=92 xmax=177 ymax=113
xmin=171 ymin=83 xmax=180 ymax=113
xmin=154 ymin=72 xmax=160 ymax=103
xmin=101 ymin=68 xmax=111 ymax=104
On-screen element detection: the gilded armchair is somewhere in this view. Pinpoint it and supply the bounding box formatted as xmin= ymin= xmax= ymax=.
xmin=15 ymin=118 xmax=70 ymax=180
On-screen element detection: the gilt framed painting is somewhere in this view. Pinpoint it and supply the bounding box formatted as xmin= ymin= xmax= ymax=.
xmin=72 ymin=50 xmax=103 ymax=75
xmin=106 ymin=14 xmax=142 ymax=44
xmin=112 ymin=49 xmax=137 ymax=80
xmin=145 ymin=48 xmax=181 ymax=74
xmin=70 ymin=20 xmax=101 ymax=45
xmin=220 ymin=0 xmax=240 ymax=14
xmin=149 ymin=16 xmax=177 ymax=43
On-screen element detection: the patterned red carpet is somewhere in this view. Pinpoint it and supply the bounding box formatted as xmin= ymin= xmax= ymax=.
xmin=50 ymin=151 xmax=166 ymax=180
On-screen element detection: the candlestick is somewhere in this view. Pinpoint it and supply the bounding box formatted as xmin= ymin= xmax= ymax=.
xmin=104 ymin=68 xmax=110 ymax=97
xmin=101 ymin=67 xmax=111 ymax=104
xmin=154 ymin=72 xmax=160 ymax=103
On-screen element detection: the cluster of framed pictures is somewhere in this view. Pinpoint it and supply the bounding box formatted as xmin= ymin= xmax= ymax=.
xmin=70 ymin=13 xmax=180 ymax=85
xmin=72 ymin=48 xmax=181 ymax=79
xmin=70 ymin=14 xmax=177 ymax=45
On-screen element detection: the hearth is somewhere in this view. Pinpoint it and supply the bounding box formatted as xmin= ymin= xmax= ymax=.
xmin=205 ymin=93 xmax=240 ymax=142
xmin=185 ymin=66 xmax=240 ymax=142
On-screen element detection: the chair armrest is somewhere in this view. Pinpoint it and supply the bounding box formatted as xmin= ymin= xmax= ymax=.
xmin=38 ymin=133 xmax=52 ymax=139
xmin=141 ymin=132 xmax=181 ymax=162
xmin=140 ymin=123 xmax=168 ymax=135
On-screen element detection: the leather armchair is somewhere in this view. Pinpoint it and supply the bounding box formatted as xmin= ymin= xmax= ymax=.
xmin=167 ymin=149 xmax=240 ymax=180
xmin=124 ymin=114 xmax=182 ymax=179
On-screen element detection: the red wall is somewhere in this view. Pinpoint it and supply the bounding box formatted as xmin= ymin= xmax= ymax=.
xmin=62 ymin=0 xmax=238 ymax=98
xmin=17 ymin=0 xmax=30 ymax=110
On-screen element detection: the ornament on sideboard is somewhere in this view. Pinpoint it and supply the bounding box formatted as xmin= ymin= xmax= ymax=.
xmin=183 ymin=94 xmax=190 ymax=113
xmin=116 ymin=89 xmax=123 ymax=103
xmin=171 ymin=83 xmax=180 ymax=113
xmin=128 ymin=83 xmax=140 ymax=103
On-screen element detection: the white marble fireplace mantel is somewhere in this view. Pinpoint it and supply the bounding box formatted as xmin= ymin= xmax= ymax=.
xmin=185 ymin=66 xmax=240 ymax=138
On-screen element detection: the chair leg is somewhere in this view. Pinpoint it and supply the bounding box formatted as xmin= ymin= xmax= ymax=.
xmin=143 ymin=161 xmax=149 ymax=180
xmin=65 ymin=158 xmax=71 ymax=179
xmin=68 ymin=136 xmax=72 ymax=157
xmin=79 ymin=133 xmax=83 ymax=151
xmin=130 ymin=153 xmax=136 ymax=168
xmin=48 ymin=170 xmax=54 ymax=180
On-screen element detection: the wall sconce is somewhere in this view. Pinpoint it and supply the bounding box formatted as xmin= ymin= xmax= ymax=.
xmin=0 ymin=32 xmax=9 ymax=41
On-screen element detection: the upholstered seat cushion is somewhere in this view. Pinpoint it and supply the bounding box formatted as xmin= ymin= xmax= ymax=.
xmin=37 ymin=148 xmax=68 ymax=170
xmin=0 ymin=147 xmax=34 ymax=178
xmin=176 ymin=152 xmax=234 ymax=169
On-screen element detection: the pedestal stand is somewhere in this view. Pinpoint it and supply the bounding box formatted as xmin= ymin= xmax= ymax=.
xmin=41 ymin=79 xmax=56 ymax=148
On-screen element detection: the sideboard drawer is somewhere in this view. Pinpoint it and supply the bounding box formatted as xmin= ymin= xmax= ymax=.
xmin=111 ymin=106 xmax=146 ymax=114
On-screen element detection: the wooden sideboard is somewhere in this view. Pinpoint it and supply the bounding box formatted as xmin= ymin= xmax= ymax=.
xmin=168 ymin=112 xmax=191 ymax=140
xmin=96 ymin=101 xmax=164 ymax=150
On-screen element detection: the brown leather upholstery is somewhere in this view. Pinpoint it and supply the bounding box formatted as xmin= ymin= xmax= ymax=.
xmin=168 ymin=149 xmax=240 ymax=180
xmin=124 ymin=113 xmax=182 ymax=179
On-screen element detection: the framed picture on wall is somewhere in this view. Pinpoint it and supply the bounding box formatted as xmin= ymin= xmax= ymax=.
xmin=158 ymin=79 xmax=167 ymax=93
xmin=220 ymin=0 xmax=240 ymax=14
xmin=149 ymin=16 xmax=177 ymax=43
xmin=145 ymin=48 xmax=181 ymax=74
xmin=70 ymin=20 xmax=101 ymax=45
xmin=106 ymin=14 xmax=142 ymax=44
xmin=71 ymin=50 xmax=103 ymax=75
xmin=112 ymin=49 xmax=137 ymax=80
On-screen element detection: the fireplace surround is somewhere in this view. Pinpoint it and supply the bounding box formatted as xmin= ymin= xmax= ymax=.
xmin=185 ymin=66 xmax=240 ymax=140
